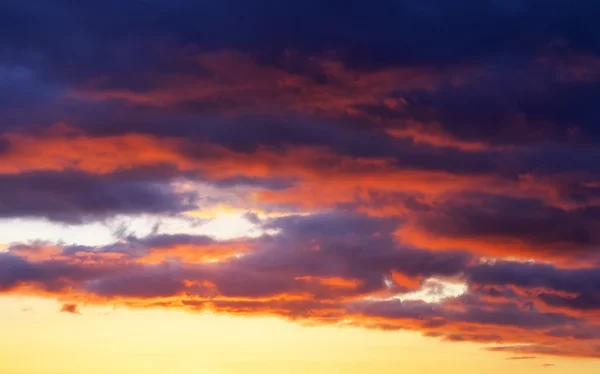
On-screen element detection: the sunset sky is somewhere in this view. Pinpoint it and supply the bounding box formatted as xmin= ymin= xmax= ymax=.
xmin=2 ymin=1 xmax=600 ymax=373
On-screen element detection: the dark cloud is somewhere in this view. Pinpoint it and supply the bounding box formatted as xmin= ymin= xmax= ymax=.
xmin=468 ymin=260 xmax=600 ymax=311
xmin=7 ymin=99 xmax=600 ymax=181
xmin=133 ymin=234 xmax=216 ymax=249
xmin=79 ymin=113 xmax=403 ymax=158
xmin=243 ymin=212 xmax=262 ymax=225
xmin=184 ymin=212 xmax=472 ymax=300
xmin=0 ymin=252 xmax=118 ymax=292
xmin=556 ymin=181 xmax=600 ymax=204
xmin=454 ymin=304 xmax=578 ymax=329
xmin=85 ymin=264 xmax=187 ymax=298
xmin=468 ymin=261 xmax=600 ymax=294
xmin=538 ymin=291 xmax=600 ymax=311
xmin=411 ymin=192 xmax=600 ymax=251
xmin=62 ymin=233 xmax=238 ymax=262
xmin=0 ymin=138 xmax=11 ymax=154
xmin=1 ymin=0 xmax=600 ymax=157
xmin=0 ymin=65 xmax=65 ymax=132
xmin=348 ymin=299 xmax=444 ymax=322
xmin=391 ymin=73 xmax=600 ymax=144
xmin=0 ymin=170 xmax=198 ymax=223
xmin=350 ymin=295 xmax=580 ymax=333
xmin=2 ymin=0 xmax=599 ymax=78
xmin=53 ymin=102 xmax=600 ymax=178
xmin=545 ymin=326 xmax=600 ymax=340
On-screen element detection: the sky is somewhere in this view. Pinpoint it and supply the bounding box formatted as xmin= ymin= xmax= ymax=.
xmin=1 ymin=1 xmax=600 ymax=373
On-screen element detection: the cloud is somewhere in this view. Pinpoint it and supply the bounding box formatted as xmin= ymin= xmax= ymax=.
xmin=468 ymin=261 xmax=600 ymax=295
xmin=391 ymin=68 xmax=600 ymax=144
xmin=3 ymin=1 xmax=600 ymax=77
xmin=2 ymin=0 xmax=600 ymax=362
xmin=0 ymin=170 xmax=198 ymax=223
xmin=467 ymin=260 xmax=600 ymax=316
xmin=399 ymin=192 xmax=600 ymax=259
xmin=351 ymin=296 xmax=580 ymax=330
xmin=506 ymin=356 xmax=536 ymax=360
xmin=3 ymin=211 xmax=600 ymax=358
xmin=60 ymin=303 xmax=81 ymax=315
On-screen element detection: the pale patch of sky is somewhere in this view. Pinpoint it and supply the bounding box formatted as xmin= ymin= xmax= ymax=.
xmin=0 ymin=210 xmax=284 ymax=248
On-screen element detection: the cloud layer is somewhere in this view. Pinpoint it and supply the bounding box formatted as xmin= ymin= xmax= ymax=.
xmin=2 ymin=0 xmax=600 ymax=359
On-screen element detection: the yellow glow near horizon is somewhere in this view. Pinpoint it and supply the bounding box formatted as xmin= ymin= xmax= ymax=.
xmin=1 ymin=296 xmax=598 ymax=374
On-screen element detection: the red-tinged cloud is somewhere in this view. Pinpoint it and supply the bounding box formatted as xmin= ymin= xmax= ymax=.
xmin=2 ymin=212 xmax=600 ymax=358
xmin=60 ymin=303 xmax=81 ymax=315
xmin=1 ymin=132 xmax=597 ymax=224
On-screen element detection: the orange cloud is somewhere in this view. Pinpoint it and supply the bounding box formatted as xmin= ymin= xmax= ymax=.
xmin=295 ymin=276 xmax=363 ymax=289
xmin=139 ymin=241 xmax=250 ymax=264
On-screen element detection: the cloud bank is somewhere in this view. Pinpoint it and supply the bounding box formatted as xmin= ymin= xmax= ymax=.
xmin=2 ymin=0 xmax=600 ymax=359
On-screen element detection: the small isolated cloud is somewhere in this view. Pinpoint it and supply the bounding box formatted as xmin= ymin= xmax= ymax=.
xmin=243 ymin=211 xmax=261 ymax=225
xmin=542 ymin=363 xmax=555 ymax=367
xmin=60 ymin=303 xmax=81 ymax=315
xmin=507 ymin=356 xmax=536 ymax=360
